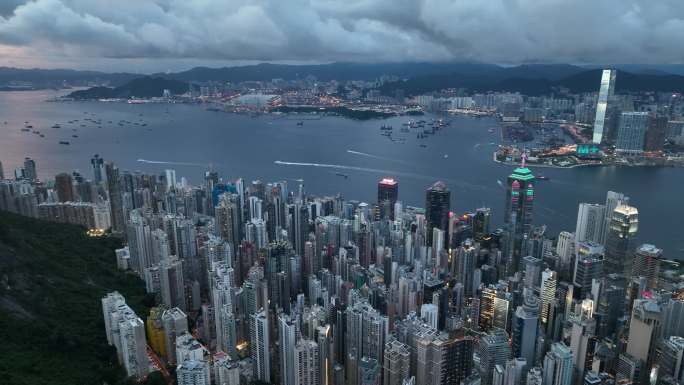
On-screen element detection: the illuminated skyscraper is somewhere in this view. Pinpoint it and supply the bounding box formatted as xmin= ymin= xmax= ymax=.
xmin=600 ymin=191 xmax=629 ymax=246
xmin=540 ymin=269 xmax=557 ymax=326
xmin=378 ymin=177 xmax=399 ymax=220
xmin=592 ymin=69 xmax=616 ymax=144
xmin=425 ymin=181 xmax=450 ymax=246
xmin=504 ymin=160 xmax=535 ymax=274
xmin=604 ymin=204 xmax=638 ymax=276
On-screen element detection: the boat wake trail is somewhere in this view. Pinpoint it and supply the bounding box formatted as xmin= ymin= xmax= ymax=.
xmin=137 ymin=159 xmax=207 ymax=167
xmin=275 ymin=160 xmax=391 ymax=174
xmin=275 ymin=161 xmax=491 ymax=192
xmin=275 ymin=160 xmax=427 ymax=180
xmin=346 ymin=149 xmax=409 ymax=164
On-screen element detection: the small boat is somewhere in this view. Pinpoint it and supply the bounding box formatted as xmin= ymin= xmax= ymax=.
xmin=420 ymin=144 xmax=427 ymax=148
xmin=72 ymin=135 xmax=78 ymax=138
xmin=380 ymin=125 xmax=392 ymax=131
xmin=52 ymin=124 xmax=61 ymax=128
xmin=25 ymin=125 xmax=33 ymax=128
xmin=444 ymin=154 xmax=449 ymax=159
xmin=537 ymin=175 xmax=550 ymax=181
xmin=335 ymin=173 xmax=349 ymax=179
xmin=488 ymin=128 xmax=496 ymax=133
xmin=296 ymin=121 xmax=304 ymax=126
xmin=21 ymin=128 xmax=30 ymax=132
xmin=59 ymin=141 xmax=70 ymax=145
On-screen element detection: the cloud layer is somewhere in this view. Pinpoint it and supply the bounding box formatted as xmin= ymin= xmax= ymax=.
xmin=1 ymin=0 xmax=683 ymax=69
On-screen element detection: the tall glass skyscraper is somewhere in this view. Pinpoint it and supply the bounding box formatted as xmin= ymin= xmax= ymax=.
xmin=592 ymin=69 xmax=616 ymax=144
xmin=425 ymin=181 xmax=450 ymax=246
xmin=504 ymin=164 xmax=535 ymax=274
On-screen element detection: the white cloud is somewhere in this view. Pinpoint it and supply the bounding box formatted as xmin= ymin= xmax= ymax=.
xmin=0 ymin=0 xmax=683 ymax=69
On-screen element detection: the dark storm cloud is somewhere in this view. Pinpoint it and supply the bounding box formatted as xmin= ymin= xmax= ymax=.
xmin=0 ymin=0 xmax=683 ymax=66
xmin=0 ymin=0 xmax=26 ymax=17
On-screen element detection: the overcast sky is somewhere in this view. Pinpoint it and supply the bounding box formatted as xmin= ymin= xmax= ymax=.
xmin=1 ymin=0 xmax=683 ymax=72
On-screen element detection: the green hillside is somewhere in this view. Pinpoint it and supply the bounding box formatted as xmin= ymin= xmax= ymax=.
xmin=0 ymin=211 xmax=154 ymax=385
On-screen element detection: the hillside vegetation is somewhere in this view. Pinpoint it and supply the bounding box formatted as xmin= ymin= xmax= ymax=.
xmin=0 ymin=211 xmax=154 ymax=385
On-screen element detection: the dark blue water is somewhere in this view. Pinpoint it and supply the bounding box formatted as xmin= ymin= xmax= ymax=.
xmin=1 ymin=90 xmax=683 ymax=259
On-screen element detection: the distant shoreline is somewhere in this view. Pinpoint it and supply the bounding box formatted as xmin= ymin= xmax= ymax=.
xmin=492 ymin=151 xmax=682 ymax=169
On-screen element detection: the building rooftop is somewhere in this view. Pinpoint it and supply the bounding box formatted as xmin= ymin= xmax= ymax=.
xmin=379 ymin=178 xmax=398 ymax=186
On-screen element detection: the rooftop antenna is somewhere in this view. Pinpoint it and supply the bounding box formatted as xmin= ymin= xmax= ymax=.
xmin=520 ymin=147 xmax=527 ymax=168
